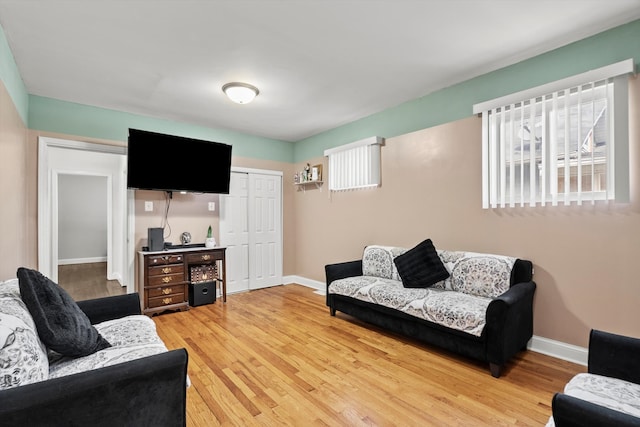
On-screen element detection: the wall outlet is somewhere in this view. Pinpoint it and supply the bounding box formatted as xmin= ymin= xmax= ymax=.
xmin=144 ymin=201 xmax=153 ymax=212
xmin=208 ymin=202 xmax=215 ymax=211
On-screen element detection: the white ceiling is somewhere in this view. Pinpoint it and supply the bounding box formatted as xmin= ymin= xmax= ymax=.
xmin=1 ymin=1 xmax=639 ymax=142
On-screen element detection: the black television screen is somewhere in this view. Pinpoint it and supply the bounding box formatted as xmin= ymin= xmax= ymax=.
xmin=127 ymin=129 xmax=232 ymax=194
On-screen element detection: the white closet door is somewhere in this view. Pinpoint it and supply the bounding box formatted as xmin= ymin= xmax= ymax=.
xmin=219 ymin=172 xmax=250 ymax=293
xmin=248 ymin=173 xmax=283 ymax=290
xmin=220 ymin=170 xmax=283 ymax=293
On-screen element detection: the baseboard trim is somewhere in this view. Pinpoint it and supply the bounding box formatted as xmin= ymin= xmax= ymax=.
xmin=58 ymin=257 xmax=107 ymax=265
xmin=283 ymin=275 xmax=326 ymax=295
xmin=284 ymin=275 xmax=588 ymax=366
xmin=528 ymin=335 xmax=588 ymax=366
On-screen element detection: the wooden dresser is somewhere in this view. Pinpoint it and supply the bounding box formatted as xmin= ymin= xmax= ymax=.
xmin=138 ymin=246 xmax=226 ymax=316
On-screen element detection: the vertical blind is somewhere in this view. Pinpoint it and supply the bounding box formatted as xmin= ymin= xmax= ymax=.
xmin=324 ymin=137 xmax=383 ymax=191
xmin=473 ymin=59 xmax=632 ymax=209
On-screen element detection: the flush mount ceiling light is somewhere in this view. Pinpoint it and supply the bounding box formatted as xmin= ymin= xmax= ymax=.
xmin=222 ymin=82 xmax=259 ymax=104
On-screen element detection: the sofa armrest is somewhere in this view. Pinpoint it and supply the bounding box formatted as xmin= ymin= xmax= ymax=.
xmin=485 ymin=281 xmax=536 ymax=371
xmin=551 ymin=392 xmax=640 ymax=427
xmin=0 ymin=348 xmax=188 ymax=427
xmin=588 ymin=329 xmax=640 ymax=384
xmin=77 ymin=293 xmax=142 ymax=324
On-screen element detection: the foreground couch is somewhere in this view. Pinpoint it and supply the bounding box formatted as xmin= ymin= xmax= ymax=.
xmin=0 ymin=276 xmax=188 ymax=427
xmin=325 ymin=242 xmax=535 ymax=377
xmin=547 ymin=329 xmax=640 ymax=427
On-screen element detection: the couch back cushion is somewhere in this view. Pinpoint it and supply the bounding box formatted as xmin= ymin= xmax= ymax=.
xmin=362 ymin=245 xmax=407 ymax=280
xmin=439 ymin=251 xmax=516 ymax=298
xmin=0 ymin=279 xmax=49 ymax=390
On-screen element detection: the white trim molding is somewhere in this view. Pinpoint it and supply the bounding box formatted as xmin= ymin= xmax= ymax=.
xmin=283 ymin=275 xmax=325 ymax=293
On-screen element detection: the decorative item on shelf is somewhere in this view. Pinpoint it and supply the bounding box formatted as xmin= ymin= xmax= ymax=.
xmin=205 ymin=225 xmax=216 ymax=248
xmin=294 ymin=172 xmax=299 ymax=184
xmin=311 ymin=164 xmax=322 ymax=181
xmin=180 ymin=231 xmax=191 ymax=245
xmin=190 ymin=265 xmax=217 ymax=284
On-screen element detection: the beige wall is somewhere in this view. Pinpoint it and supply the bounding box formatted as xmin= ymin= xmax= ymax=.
xmin=0 ymin=81 xmax=29 ymax=279
xmin=294 ymin=77 xmax=640 ymax=348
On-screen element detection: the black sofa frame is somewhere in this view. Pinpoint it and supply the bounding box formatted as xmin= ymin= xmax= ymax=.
xmin=325 ymin=258 xmax=535 ymax=377
xmin=551 ymin=329 xmax=640 ymax=427
xmin=0 ymin=293 xmax=188 ymax=427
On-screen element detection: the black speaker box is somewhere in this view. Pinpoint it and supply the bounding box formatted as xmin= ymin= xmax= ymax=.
xmin=148 ymin=227 xmax=164 ymax=252
xmin=189 ymin=281 xmax=216 ymax=307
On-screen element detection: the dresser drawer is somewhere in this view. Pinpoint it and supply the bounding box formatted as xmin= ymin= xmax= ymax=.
xmin=148 ymin=254 xmax=184 ymax=265
xmin=147 ymin=273 xmax=185 ymax=287
xmin=148 ymin=292 xmax=186 ymax=309
xmin=148 ymin=264 xmax=184 ymax=277
xmin=185 ymin=252 xmax=220 ymax=264
xmin=147 ymin=284 xmax=186 ymax=298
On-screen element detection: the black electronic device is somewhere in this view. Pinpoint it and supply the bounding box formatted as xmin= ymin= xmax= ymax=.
xmin=189 ymin=282 xmax=216 ymax=306
xmin=127 ymin=128 xmax=232 ymax=194
xmin=147 ymin=227 xmax=164 ymax=252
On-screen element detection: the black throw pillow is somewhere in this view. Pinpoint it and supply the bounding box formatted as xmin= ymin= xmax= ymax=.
xmin=393 ymin=239 xmax=450 ymax=288
xmin=17 ymin=267 xmax=111 ymax=357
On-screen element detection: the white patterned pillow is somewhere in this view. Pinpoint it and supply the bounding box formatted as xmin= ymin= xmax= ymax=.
xmin=362 ymin=245 xmax=407 ymax=280
xmin=0 ymin=279 xmax=49 ymax=389
xmin=564 ymin=373 xmax=640 ymax=418
xmin=447 ymin=252 xmax=516 ymax=298
xmin=48 ymin=315 xmax=169 ymax=379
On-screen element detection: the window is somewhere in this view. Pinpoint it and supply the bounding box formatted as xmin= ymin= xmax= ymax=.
xmin=324 ymin=137 xmax=383 ymax=191
xmin=474 ymin=59 xmax=633 ymax=208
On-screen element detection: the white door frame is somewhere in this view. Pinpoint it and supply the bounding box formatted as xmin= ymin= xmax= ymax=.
xmin=38 ymin=137 xmax=136 ymax=292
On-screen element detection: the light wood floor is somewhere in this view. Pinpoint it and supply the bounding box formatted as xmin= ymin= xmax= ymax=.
xmin=58 ymin=262 xmax=126 ymax=301
xmin=153 ymin=284 xmax=585 ymax=427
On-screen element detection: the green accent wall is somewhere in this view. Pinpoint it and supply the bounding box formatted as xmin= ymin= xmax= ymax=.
xmin=294 ymin=19 xmax=640 ymax=162
xmin=28 ymin=96 xmax=294 ymax=162
xmin=0 ymin=23 xmax=28 ymax=123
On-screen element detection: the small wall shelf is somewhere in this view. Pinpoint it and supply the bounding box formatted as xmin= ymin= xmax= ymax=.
xmin=295 ymin=180 xmax=323 ymax=192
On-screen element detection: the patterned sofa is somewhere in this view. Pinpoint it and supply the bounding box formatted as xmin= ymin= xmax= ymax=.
xmin=546 ymin=329 xmax=640 ymax=427
xmin=325 ymin=243 xmax=535 ymax=377
xmin=0 ymin=276 xmax=188 ymax=426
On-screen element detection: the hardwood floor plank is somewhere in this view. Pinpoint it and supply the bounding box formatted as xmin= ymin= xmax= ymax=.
xmin=152 ymin=284 xmax=584 ymax=426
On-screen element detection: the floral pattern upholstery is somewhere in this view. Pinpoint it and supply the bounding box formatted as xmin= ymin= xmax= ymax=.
xmin=0 ymin=279 xmax=49 ymax=389
xmin=545 ymin=373 xmax=640 ymax=426
xmin=48 ymin=315 xmax=169 ymax=378
xmin=329 ymin=276 xmax=491 ymax=336
xmin=329 ymin=247 xmax=518 ymax=337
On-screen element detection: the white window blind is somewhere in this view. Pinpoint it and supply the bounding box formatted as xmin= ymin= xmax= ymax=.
xmin=324 ymin=137 xmax=383 ymax=191
xmin=474 ymin=59 xmax=633 ymax=209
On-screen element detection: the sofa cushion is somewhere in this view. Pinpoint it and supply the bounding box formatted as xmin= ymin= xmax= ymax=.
xmin=443 ymin=252 xmax=516 ymax=298
xmin=362 ymin=245 xmax=407 ymax=280
xmin=17 ymin=267 xmax=111 ymax=358
xmin=328 ymin=276 xmax=491 ymax=336
xmin=545 ymin=373 xmax=640 ymax=426
xmin=393 ymin=239 xmax=450 ymax=288
xmin=0 ymin=279 xmax=49 ymax=389
xmin=48 ymin=315 xmax=168 ymax=378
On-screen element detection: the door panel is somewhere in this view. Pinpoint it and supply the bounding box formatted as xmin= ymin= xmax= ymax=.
xmin=219 ymin=173 xmax=250 ymax=293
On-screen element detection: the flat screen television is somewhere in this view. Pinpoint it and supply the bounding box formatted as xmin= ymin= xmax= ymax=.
xmin=127 ymin=129 xmax=232 ymax=194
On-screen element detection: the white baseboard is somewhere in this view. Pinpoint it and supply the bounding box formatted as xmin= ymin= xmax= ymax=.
xmin=58 ymin=256 xmax=107 ymax=265
xmin=283 ymin=275 xmax=325 ymax=295
xmin=529 ymin=335 xmax=587 ymax=366
xmin=285 ymin=275 xmax=588 ymax=366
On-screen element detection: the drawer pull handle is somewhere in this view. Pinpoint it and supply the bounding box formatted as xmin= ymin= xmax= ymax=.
xmin=201 ymin=254 xmax=211 ymax=261
xmin=162 ymin=288 xmax=172 ymax=295
xmin=162 ymin=267 xmax=172 ymax=274
xmin=162 ymin=277 xmax=173 ymax=283
xmin=162 ymin=297 xmax=173 ymax=305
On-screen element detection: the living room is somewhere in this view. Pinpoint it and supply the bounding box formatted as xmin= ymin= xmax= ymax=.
xmin=1 ymin=2 xmax=640 ymax=425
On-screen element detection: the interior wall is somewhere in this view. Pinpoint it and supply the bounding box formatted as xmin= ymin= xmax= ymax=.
xmin=0 ymin=80 xmax=28 ymax=279
xmin=294 ymin=77 xmax=640 ymax=348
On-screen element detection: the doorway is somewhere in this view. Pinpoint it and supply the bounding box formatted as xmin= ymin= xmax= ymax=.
xmin=219 ymin=168 xmax=283 ymax=294
xmin=38 ymin=137 xmax=134 ymax=294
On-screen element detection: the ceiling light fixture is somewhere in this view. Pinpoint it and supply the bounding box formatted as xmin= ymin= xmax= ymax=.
xmin=222 ymin=82 xmax=259 ymax=104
